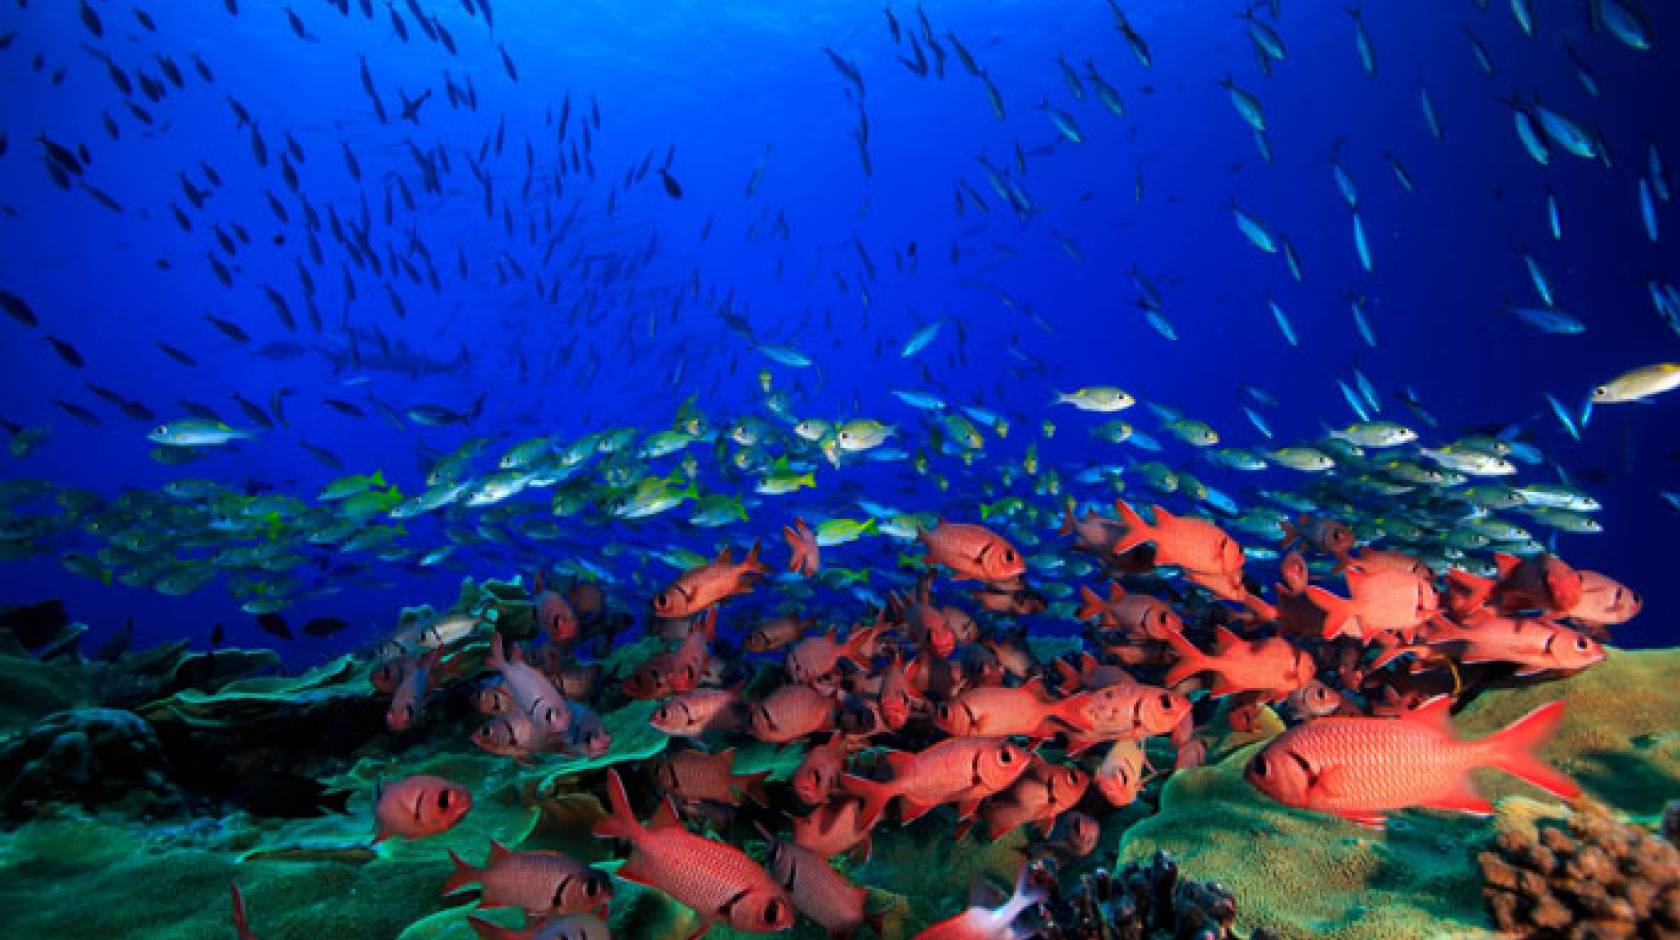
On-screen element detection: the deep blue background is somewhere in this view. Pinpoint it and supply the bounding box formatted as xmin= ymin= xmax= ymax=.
xmin=0 ymin=0 xmax=1675 ymax=658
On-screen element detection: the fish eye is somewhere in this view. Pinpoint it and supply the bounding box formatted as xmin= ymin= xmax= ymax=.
xmin=438 ymin=790 xmax=452 ymax=808
xmin=1251 ymin=755 xmax=1269 ymax=778
xmin=764 ymin=899 xmax=785 ymax=924
xmin=1158 ymin=693 xmax=1174 ymax=710
xmin=1574 ymin=637 xmax=1589 ymax=651
xmin=998 ymin=748 xmax=1016 ymax=765
xmin=585 ymin=877 xmax=601 ymax=897
xmin=1594 ymin=386 xmax=1608 ymax=396
xmin=1003 ymin=549 xmax=1017 ymax=562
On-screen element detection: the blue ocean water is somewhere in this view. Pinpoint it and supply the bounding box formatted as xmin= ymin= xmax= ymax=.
xmin=0 ymin=0 xmax=1675 ymax=660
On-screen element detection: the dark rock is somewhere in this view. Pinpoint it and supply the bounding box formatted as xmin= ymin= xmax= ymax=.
xmin=0 ymin=708 xmax=185 ymax=819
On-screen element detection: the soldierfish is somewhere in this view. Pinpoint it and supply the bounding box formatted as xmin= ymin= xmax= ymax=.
xmin=979 ymin=757 xmax=1089 ymax=838
xmin=782 ymin=517 xmax=820 ymax=576
xmin=750 ymin=683 xmax=839 ymax=744
xmin=593 ymin=770 xmax=795 ymax=934
xmin=1164 ymin=627 xmax=1314 ymax=701
xmin=1246 ymin=696 xmax=1578 ymax=828
xmin=917 ymin=520 xmax=1027 ymax=583
xmin=373 ymin=774 xmax=472 ymax=843
xmin=1076 ymin=582 xmax=1182 ymax=640
xmin=443 ymin=840 xmax=612 ymax=917
xmin=466 ymin=913 xmax=610 ymax=940
xmin=651 ymin=687 xmax=747 ymax=736
xmin=1094 ymin=739 xmax=1150 ymax=807
xmin=762 ymin=831 xmax=881 ymax=939
xmin=840 ymin=737 xmax=1031 ymax=828
xmin=932 ymin=678 xmax=1093 ymax=737
xmin=533 ymin=572 xmax=579 ymax=644
xmin=652 ymin=748 xmax=771 ymax=807
xmin=486 ymin=633 xmax=571 ymax=733
xmin=1111 ymin=500 xmax=1245 ymax=577
xmin=652 ymin=542 xmax=769 ymax=618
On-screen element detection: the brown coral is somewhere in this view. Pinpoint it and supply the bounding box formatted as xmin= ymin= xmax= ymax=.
xmin=1478 ymin=801 xmax=1680 ymax=938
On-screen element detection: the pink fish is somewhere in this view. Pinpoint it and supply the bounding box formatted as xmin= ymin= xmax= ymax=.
xmin=443 ymin=840 xmax=611 ymax=917
xmin=763 ymin=831 xmax=882 ymax=939
xmin=593 ymin=770 xmax=794 ymax=936
xmin=1246 ymin=696 xmax=1578 ymax=828
xmin=918 ymin=520 xmax=1027 ymax=583
xmin=911 ymin=864 xmax=1045 ymax=940
xmin=840 ymin=738 xmax=1031 ymax=828
xmin=373 ymin=774 xmax=472 ymax=843
xmin=783 ymin=518 xmax=820 ymax=576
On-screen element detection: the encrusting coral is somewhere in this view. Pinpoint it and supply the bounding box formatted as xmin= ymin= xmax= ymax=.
xmin=1477 ymin=800 xmax=1680 ymax=938
xmin=1037 ymin=849 xmax=1279 ymax=940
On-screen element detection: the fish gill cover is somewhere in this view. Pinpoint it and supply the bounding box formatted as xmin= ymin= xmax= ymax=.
xmin=0 ymin=0 xmax=1678 ymax=937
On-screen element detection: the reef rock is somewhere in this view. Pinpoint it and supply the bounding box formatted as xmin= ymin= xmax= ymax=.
xmin=0 ymin=708 xmax=184 ymax=819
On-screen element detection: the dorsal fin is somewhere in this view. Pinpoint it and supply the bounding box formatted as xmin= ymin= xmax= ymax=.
xmin=1493 ymin=553 xmax=1522 ymax=579
xmin=487 ymin=838 xmax=512 ymax=863
xmin=1213 ymin=626 xmax=1242 ymax=652
xmin=649 ymin=794 xmax=683 ymax=830
xmin=1402 ymin=695 xmax=1456 ymax=734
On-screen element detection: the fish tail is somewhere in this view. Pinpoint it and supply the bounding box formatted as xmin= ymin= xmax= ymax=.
xmin=1486 ymin=699 xmax=1580 ymax=799
xmin=1161 ymin=630 xmax=1209 ymax=688
xmin=742 ymin=539 xmax=767 ymax=575
xmin=839 ymin=773 xmax=896 ymax=830
xmin=592 ymin=769 xmax=643 ymax=841
xmin=439 ymin=849 xmax=481 ymax=896
xmin=1075 ymin=585 xmax=1108 ymax=623
xmin=1306 ymin=586 xmax=1356 ymax=640
xmin=1058 ymin=504 xmax=1077 ymax=537
xmin=229 ymin=883 xmax=251 ymax=939
xmin=1109 ymin=499 xmax=1153 ymax=555
xmin=733 ymin=770 xmax=772 ymax=807
xmin=466 ymin=916 xmax=523 ymax=940
xmin=486 ymin=631 xmax=507 ymax=669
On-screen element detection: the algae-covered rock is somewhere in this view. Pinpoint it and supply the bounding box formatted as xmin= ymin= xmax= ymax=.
xmin=0 ymin=649 xmax=97 ymax=731
xmin=138 ymin=653 xmax=366 ymax=729
xmin=0 ymin=708 xmax=185 ymax=819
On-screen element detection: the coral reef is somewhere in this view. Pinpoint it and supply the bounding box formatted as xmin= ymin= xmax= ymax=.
xmin=1039 ymin=850 xmax=1278 ymax=940
xmin=0 ymin=708 xmax=185 ymax=819
xmin=1478 ymin=801 xmax=1680 ymax=938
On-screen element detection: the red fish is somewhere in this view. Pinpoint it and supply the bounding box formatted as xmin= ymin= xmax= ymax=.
xmin=1076 ymin=582 xmax=1182 ymax=640
xmin=786 ymin=617 xmax=885 ymax=686
xmin=750 ymin=684 xmax=838 ymax=744
xmin=1111 ymin=500 xmax=1244 ymax=577
xmin=792 ymin=735 xmax=850 ymax=805
xmin=1374 ymin=611 xmax=1606 ymax=677
xmin=651 ymin=688 xmax=746 ymax=736
xmin=911 ymin=864 xmax=1045 ymax=940
xmin=979 ymin=757 xmax=1088 ymax=839
xmin=652 ymin=748 xmax=770 ymax=807
xmin=877 ymin=654 xmax=925 ymax=732
xmin=762 ymin=832 xmax=882 ymax=939
xmin=744 ymin=613 xmax=810 ymax=652
xmin=1281 ymin=514 xmax=1356 ymax=558
xmin=932 ymin=678 xmax=1092 ymax=737
xmin=534 ymin=572 xmax=579 ymax=645
xmin=783 ymin=518 xmax=820 ymax=576
xmin=443 ymin=840 xmax=611 ymax=917
xmin=1565 ymin=570 xmax=1641 ymax=628
xmin=840 ymin=737 xmax=1031 ymax=828
xmin=373 ymin=774 xmax=472 ymax=843
xmin=792 ymin=797 xmax=874 ymax=862
xmin=386 ymin=650 xmax=439 ymax=732
xmin=473 ymin=712 xmax=558 ymax=762
xmin=1246 ymin=696 xmax=1579 ymax=828
xmin=593 ymin=770 xmax=794 ymax=936
xmin=918 ymin=520 xmax=1027 ymax=583
xmin=1307 ymin=562 xmax=1438 ymax=641
xmin=1059 ymin=505 xmax=1129 ymax=555
xmin=1164 ymin=627 xmax=1314 ymax=701
xmin=487 ymin=634 xmax=571 ymax=733
xmin=1093 ymin=740 xmax=1150 ymax=807
xmin=652 ymin=543 xmax=769 ymax=618
xmin=466 ymin=913 xmax=610 ymax=940
xmin=1446 ymin=553 xmax=1583 ymax=616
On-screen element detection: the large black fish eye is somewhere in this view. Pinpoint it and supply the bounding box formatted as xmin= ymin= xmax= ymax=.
xmin=998 ymin=748 xmax=1015 ymax=765
xmin=654 ymin=592 xmax=670 ymax=609
xmin=764 ymin=899 xmax=784 ymax=923
xmin=1251 ymin=755 xmax=1269 ymax=778
xmin=1158 ymin=693 xmax=1174 ymax=710
xmin=437 ymin=790 xmax=452 ymax=809
xmin=936 ymin=703 xmax=951 ymax=721
xmin=1594 ymin=386 xmax=1608 ymax=396
xmin=585 ymin=876 xmax=601 ymax=897
xmin=1574 ymin=636 xmax=1590 ymax=651
xmin=1003 ymin=549 xmax=1017 ymax=562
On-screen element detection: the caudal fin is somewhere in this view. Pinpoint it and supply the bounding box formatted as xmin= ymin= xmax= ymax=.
xmin=839 ymin=773 xmax=897 ymax=830
xmin=592 ymin=768 xmax=643 ymax=841
xmin=1161 ymin=630 xmax=1210 ymax=688
xmin=1109 ymin=500 xmax=1154 ymax=555
xmin=1306 ymin=586 xmax=1357 ymax=640
xmin=230 ymin=883 xmax=254 ymax=940
xmin=1486 ymin=699 xmax=1579 ymax=799
xmin=439 ymin=849 xmax=481 ymax=896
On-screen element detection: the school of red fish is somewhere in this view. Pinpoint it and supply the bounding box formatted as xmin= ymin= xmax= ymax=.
xmin=241 ymin=500 xmax=1637 ymax=940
